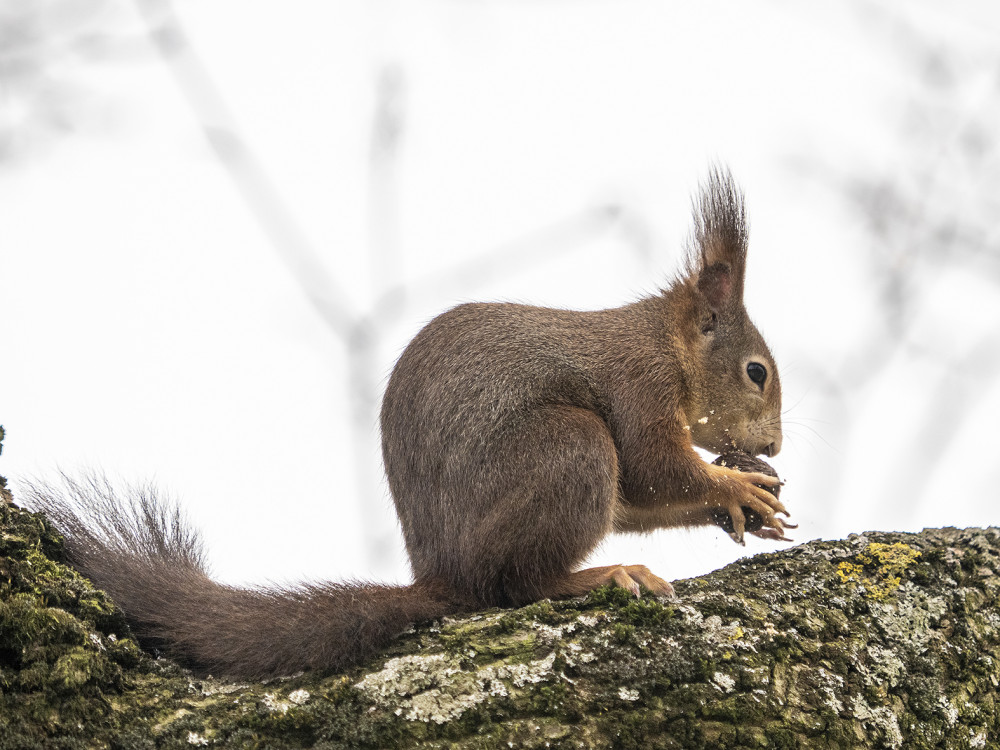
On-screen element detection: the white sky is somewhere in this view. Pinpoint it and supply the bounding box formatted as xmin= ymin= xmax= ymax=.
xmin=2 ymin=1 xmax=999 ymax=586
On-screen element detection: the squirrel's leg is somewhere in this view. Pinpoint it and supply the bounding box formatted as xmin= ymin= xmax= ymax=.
xmin=458 ymin=405 xmax=671 ymax=605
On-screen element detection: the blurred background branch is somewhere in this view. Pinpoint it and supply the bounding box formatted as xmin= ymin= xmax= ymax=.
xmin=132 ymin=0 xmax=358 ymax=340
xmin=0 ymin=0 xmax=128 ymax=163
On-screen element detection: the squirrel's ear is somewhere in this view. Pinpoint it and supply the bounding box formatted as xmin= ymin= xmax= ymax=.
xmin=687 ymin=167 xmax=748 ymax=313
xmin=696 ymin=261 xmax=736 ymax=313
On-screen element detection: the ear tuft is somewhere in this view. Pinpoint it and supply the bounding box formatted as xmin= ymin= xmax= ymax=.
xmin=685 ymin=166 xmax=748 ymax=311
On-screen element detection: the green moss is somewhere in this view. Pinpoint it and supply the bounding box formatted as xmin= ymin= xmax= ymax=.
xmin=516 ymin=598 xmax=560 ymax=624
xmin=611 ymin=622 xmax=636 ymax=645
xmin=762 ymin=723 xmax=801 ymax=749
xmin=616 ymin=595 xmax=676 ymax=628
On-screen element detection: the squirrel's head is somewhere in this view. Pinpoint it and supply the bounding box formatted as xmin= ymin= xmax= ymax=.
xmin=673 ymin=169 xmax=782 ymax=458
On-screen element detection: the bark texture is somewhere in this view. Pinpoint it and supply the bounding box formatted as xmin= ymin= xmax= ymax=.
xmin=2 ymin=477 xmax=999 ymax=749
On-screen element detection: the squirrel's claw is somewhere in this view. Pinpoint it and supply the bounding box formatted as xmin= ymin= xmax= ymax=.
xmin=750 ymin=527 xmax=794 ymax=542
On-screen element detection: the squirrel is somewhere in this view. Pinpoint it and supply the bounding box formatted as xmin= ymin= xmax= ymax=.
xmin=22 ymin=168 xmax=790 ymax=680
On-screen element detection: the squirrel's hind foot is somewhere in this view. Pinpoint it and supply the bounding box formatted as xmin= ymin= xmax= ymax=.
xmin=552 ymin=564 xmax=675 ymax=599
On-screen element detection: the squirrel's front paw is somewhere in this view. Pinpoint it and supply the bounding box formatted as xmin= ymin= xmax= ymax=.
xmin=705 ymin=453 xmax=794 ymax=545
xmin=709 ymin=504 xmax=765 ymax=536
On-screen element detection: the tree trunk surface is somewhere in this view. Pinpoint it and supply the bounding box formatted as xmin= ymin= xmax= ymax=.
xmin=2 ymin=483 xmax=998 ymax=749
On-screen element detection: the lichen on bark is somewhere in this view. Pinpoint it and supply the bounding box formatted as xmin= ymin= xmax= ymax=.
xmin=2 ymin=455 xmax=999 ymax=748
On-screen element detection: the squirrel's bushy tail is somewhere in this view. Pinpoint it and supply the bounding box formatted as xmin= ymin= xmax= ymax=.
xmin=20 ymin=474 xmax=454 ymax=679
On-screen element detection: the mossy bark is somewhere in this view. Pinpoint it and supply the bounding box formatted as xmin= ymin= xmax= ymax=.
xmin=2 ymin=469 xmax=999 ymax=748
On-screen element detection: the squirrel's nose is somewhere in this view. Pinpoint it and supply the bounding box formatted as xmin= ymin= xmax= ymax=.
xmin=761 ymin=439 xmax=781 ymax=458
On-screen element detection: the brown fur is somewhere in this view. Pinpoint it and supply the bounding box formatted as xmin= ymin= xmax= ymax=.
xmin=23 ymin=168 xmax=786 ymax=679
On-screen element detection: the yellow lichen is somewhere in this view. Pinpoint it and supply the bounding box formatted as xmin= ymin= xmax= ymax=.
xmin=836 ymin=562 xmax=864 ymax=585
xmin=836 ymin=542 xmax=921 ymax=600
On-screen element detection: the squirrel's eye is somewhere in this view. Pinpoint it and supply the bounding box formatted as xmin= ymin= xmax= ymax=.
xmin=746 ymin=362 xmax=767 ymax=387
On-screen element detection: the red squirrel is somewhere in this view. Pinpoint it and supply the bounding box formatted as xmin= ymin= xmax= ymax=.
xmin=24 ymin=168 xmax=789 ymax=679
